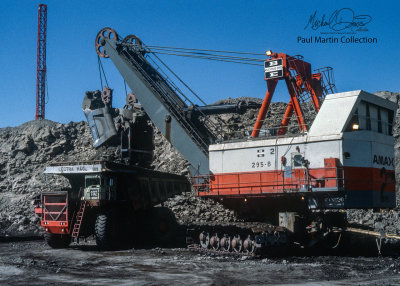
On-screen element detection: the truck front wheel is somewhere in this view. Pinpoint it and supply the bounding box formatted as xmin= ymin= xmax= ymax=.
xmin=95 ymin=208 xmax=121 ymax=250
xmin=44 ymin=233 xmax=71 ymax=249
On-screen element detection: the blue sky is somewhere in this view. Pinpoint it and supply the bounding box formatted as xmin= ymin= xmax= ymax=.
xmin=1 ymin=0 xmax=399 ymax=127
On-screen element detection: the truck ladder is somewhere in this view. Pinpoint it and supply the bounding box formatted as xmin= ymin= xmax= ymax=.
xmin=71 ymin=200 xmax=87 ymax=241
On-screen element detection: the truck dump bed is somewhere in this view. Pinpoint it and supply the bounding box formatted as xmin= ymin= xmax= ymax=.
xmin=45 ymin=160 xmax=190 ymax=210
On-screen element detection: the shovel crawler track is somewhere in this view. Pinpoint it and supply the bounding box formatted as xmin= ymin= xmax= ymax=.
xmin=186 ymin=222 xmax=289 ymax=256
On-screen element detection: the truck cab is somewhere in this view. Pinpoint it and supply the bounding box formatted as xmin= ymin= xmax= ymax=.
xmin=84 ymin=174 xmax=117 ymax=203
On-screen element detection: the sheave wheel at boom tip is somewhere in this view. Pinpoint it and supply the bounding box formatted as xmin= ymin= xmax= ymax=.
xmin=95 ymin=27 xmax=119 ymax=58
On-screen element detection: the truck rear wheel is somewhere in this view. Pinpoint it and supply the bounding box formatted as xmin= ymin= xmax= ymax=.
xmin=148 ymin=207 xmax=177 ymax=246
xmin=44 ymin=233 xmax=71 ymax=249
xmin=95 ymin=208 xmax=121 ymax=250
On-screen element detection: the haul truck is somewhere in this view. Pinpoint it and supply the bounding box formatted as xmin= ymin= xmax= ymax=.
xmin=36 ymin=161 xmax=190 ymax=249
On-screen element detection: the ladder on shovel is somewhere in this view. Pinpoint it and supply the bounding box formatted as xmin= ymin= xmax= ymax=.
xmin=71 ymin=200 xmax=87 ymax=242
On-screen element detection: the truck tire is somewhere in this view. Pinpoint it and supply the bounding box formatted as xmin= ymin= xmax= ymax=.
xmin=95 ymin=209 xmax=120 ymax=250
xmin=149 ymin=207 xmax=177 ymax=246
xmin=44 ymin=233 xmax=71 ymax=249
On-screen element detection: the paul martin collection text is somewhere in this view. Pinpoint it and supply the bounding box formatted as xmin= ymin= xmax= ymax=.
xmin=298 ymin=36 xmax=377 ymax=44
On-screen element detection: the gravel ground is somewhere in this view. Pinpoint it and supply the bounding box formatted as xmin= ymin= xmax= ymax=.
xmin=1 ymin=240 xmax=400 ymax=286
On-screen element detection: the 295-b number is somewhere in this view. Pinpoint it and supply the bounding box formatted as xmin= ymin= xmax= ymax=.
xmin=251 ymin=161 xmax=271 ymax=168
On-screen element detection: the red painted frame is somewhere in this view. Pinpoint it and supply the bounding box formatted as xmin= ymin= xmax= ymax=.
xmin=252 ymin=52 xmax=324 ymax=137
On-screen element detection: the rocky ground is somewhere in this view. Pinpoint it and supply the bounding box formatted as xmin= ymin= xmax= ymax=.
xmin=2 ymin=240 xmax=400 ymax=285
xmin=0 ymin=92 xmax=399 ymax=237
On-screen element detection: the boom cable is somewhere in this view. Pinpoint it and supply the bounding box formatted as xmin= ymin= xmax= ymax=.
xmin=147 ymin=47 xmax=265 ymax=63
xmin=147 ymin=51 xmax=263 ymax=66
xmin=97 ymin=56 xmax=109 ymax=88
xmin=119 ymin=42 xmax=265 ymax=107
xmin=107 ymin=41 xmax=266 ymax=119
xmin=119 ymin=42 xmax=268 ymax=66
xmin=145 ymin=51 xmax=230 ymax=130
xmin=139 ymin=44 xmax=266 ymax=109
xmin=147 ymin=52 xmax=207 ymax=105
xmin=97 ymin=56 xmax=103 ymax=89
xmin=146 ymin=45 xmax=267 ymax=56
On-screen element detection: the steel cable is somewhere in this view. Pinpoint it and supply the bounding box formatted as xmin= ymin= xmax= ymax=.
xmin=97 ymin=56 xmax=109 ymax=88
xmin=147 ymin=52 xmax=207 ymax=105
xmin=146 ymin=45 xmax=267 ymax=56
xmin=147 ymin=51 xmax=263 ymax=66
xmin=97 ymin=56 xmax=103 ymax=89
xmin=147 ymin=46 xmax=265 ymax=63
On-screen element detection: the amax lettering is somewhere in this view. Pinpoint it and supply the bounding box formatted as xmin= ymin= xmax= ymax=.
xmin=373 ymin=155 xmax=394 ymax=167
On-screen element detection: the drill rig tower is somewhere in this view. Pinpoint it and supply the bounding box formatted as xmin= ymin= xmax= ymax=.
xmin=35 ymin=4 xmax=47 ymax=120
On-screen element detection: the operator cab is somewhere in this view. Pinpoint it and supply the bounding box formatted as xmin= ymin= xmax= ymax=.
xmin=85 ymin=175 xmax=101 ymax=188
xmin=84 ymin=174 xmax=116 ymax=203
xmin=308 ymin=90 xmax=396 ymax=138
xmin=345 ymin=100 xmax=394 ymax=135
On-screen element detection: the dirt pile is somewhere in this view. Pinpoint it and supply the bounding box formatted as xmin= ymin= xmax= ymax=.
xmin=0 ymin=120 xmax=93 ymax=235
xmin=0 ymin=92 xmax=399 ymax=236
